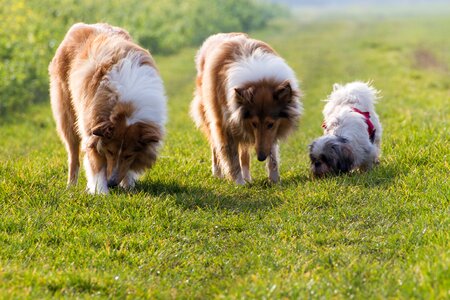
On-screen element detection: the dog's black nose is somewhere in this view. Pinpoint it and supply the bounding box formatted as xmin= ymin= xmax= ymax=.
xmin=107 ymin=180 xmax=118 ymax=188
xmin=257 ymin=152 xmax=267 ymax=162
xmin=314 ymin=161 xmax=321 ymax=168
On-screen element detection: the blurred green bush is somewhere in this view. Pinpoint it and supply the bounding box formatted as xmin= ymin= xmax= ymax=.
xmin=0 ymin=0 xmax=280 ymax=116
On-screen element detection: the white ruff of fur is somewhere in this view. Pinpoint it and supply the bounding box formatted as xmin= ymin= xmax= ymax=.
xmin=226 ymin=49 xmax=299 ymax=103
xmin=107 ymin=52 xmax=167 ymax=129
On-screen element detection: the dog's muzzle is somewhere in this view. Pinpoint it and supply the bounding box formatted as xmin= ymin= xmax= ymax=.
xmin=257 ymin=152 xmax=267 ymax=162
xmin=107 ymin=180 xmax=118 ymax=188
xmin=107 ymin=169 xmax=119 ymax=188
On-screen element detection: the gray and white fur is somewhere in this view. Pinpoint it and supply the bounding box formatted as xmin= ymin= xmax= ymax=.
xmin=309 ymin=81 xmax=382 ymax=177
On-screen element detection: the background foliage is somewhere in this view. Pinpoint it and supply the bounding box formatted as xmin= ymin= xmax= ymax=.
xmin=0 ymin=0 xmax=279 ymax=116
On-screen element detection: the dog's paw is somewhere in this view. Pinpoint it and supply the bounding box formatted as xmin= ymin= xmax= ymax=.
xmin=234 ymin=175 xmax=246 ymax=185
xmin=242 ymin=169 xmax=252 ymax=183
xmin=269 ymin=174 xmax=280 ymax=183
xmin=120 ymin=179 xmax=136 ymax=190
xmin=212 ymin=165 xmax=224 ymax=178
xmin=86 ymin=185 xmax=109 ymax=195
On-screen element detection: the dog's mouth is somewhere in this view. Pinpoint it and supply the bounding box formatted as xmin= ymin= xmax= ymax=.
xmin=311 ymin=163 xmax=330 ymax=178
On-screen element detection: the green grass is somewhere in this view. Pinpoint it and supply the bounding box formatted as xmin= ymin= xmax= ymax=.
xmin=0 ymin=12 xmax=449 ymax=299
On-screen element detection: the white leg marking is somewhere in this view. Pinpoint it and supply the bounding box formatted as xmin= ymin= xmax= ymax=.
xmin=84 ymin=156 xmax=108 ymax=194
xmin=267 ymin=144 xmax=280 ymax=183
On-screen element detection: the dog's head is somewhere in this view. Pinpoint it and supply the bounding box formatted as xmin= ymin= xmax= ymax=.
xmin=232 ymin=80 xmax=300 ymax=161
xmin=308 ymin=135 xmax=354 ymax=177
xmin=90 ymin=113 xmax=162 ymax=188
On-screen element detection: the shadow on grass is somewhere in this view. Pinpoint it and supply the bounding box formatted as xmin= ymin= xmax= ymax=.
xmin=314 ymin=162 xmax=404 ymax=188
xmin=341 ymin=162 xmax=407 ymax=188
xmin=279 ymin=161 xmax=404 ymax=188
xmin=136 ymin=179 xmax=283 ymax=212
xmin=280 ymin=173 xmax=311 ymax=186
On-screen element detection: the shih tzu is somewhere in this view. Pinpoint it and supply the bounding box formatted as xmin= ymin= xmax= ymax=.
xmin=309 ymin=81 xmax=382 ymax=177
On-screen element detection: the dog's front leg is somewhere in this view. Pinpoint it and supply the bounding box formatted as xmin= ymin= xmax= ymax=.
xmin=209 ymin=124 xmax=244 ymax=184
xmin=217 ymin=142 xmax=244 ymax=185
xmin=84 ymin=150 xmax=108 ymax=194
xmin=239 ymin=145 xmax=252 ymax=182
xmin=266 ymin=144 xmax=280 ymax=183
xmin=211 ymin=146 xmax=223 ymax=178
xmin=226 ymin=138 xmax=245 ymax=185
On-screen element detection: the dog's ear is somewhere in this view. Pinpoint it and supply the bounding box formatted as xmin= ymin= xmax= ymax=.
xmin=274 ymin=80 xmax=292 ymax=103
xmin=92 ymin=121 xmax=114 ymax=139
xmin=138 ymin=123 xmax=161 ymax=147
xmin=335 ymin=143 xmax=354 ymax=173
xmin=235 ymin=86 xmax=254 ymax=104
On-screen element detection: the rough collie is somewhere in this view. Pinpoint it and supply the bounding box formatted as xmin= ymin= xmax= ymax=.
xmin=49 ymin=23 xmax=167 ymax=194
xmin=190 ymin=33 xmax=302 ymax=184
xmin=309 ymin=81 xmax=382 ymax=177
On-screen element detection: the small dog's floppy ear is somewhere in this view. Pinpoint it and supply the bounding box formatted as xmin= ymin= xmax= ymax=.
xmin=235 ymin=86 xmax=254 ymax=104
xmin=92 ymin=121 xmax=114 ymax=139
xmin=333 ymin=83 xmax=342 ymax=91
xmin=274 ymin=80 xmax=292 ymax=102
xmin=335 ymin=143 xmax=354 ymax=173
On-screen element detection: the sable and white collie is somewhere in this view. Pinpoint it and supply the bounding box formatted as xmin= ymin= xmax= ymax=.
xmin=190 ymin=33 xmax=302 ymax=184
xmin=49 ymin=23 xmax=167 ymax=194
xmin=309 ymin=81 xmax=382 ymax=177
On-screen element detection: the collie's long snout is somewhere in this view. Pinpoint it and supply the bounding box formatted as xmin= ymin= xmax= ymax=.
xmin=257 ymin=151 xmax=267 ymax=161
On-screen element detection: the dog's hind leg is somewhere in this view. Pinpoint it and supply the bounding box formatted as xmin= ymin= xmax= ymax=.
xmin=373 ymin=135 xmax=381 ymax=165
xmin=266 ymin=144 xmax=280 ymax=183
xmin=50 ymin=79 xmax=80 ymax=186
xmin=239 ymin=145 xmax=252 ymax=182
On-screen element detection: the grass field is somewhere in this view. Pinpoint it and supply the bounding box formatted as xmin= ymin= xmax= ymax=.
xmin=0 ymin=10 xmax=449 ymax=299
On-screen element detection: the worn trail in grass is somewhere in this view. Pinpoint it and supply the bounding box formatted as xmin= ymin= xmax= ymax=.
xmin=0 ymin=13 xmax=449 ymax=299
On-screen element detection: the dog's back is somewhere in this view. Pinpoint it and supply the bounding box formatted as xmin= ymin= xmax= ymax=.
xmin=324 ymin=81 xmax=379 ymax=117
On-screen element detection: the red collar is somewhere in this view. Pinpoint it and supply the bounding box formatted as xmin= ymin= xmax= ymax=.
xmin=321 ymin=107 xmax=376 ymax=143
xmin=351 ymin=108 xmax=375 ymax=139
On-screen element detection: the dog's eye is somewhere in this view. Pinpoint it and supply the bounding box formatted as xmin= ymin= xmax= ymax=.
xmin=267 ymin=123 xmax=274 ymax=129
xmin=251 ymin=122 xmax=257 ymax=128
xmin=243 ymin=110 xmax=251 ymax=119
xmin=123 ymin=154 xmax=133 ymax=160
xmin=106 ymin=150 xmax=113 ymax=155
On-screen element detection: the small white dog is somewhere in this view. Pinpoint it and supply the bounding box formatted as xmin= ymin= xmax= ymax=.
xmin=309 ymin=81 xmax=382 ymax=177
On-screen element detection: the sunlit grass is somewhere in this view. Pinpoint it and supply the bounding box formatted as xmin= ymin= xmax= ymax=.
xmin=0 ymin=13 xmax=449 ymax=299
